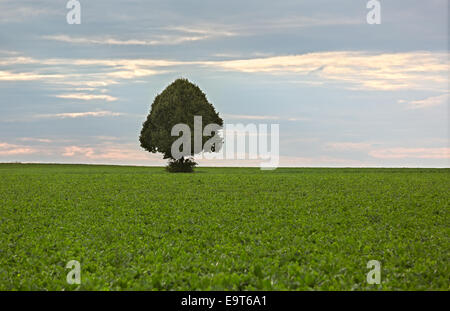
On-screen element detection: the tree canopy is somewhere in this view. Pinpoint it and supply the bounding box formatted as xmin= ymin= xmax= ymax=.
xmin=139 ymin=78 xmax=223 ymax=170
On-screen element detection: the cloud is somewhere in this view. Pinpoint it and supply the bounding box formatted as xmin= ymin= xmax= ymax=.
xmin=94 ymin=136 xmax=122 ymax=142
xmin=158 ymin=17 xmax=360 ymax=43
xmin=399 ymin=93 xmax=449 ymax=109
xmin=223 ymin=114 xmax=281 ymax=121
xmin=36 ymin=111 xmax=124 ymax=119
xmin=0 ymin=55 xmax=176 ymax=104
xmin=0 ymin=56 xmax=39 ymax=66
xmin=61 ymin=144 xmax=166 ymax=163
xmin=2 ymin=51 xmax=446 ymax=92
xmin=58 ymin=80 xmax=119 ymax=88
xmin=43 ymin=35 xmax=205 ymax=46
xmin=223 ymin=114 xmax=308 ymax=121
xmin=18 ymin=138 xmax=53 ymax=143
xmin=0 ymin=55 xmax=178 ymax=86
xmin=42 ymin=26 xmax=237 ymax=46
xmin=54 ymin=93 xmax=118 ymax=102
xmin=0 ymin=3 xmax=58 ymax=23
xmin=0 ymin=50 xmax=20 ymax=55
xmin=325 ymin=142 xmax=374 ymax=151
xmin=0 ymin=70 xmax=63 ymax=81
xmin=0 ymin=143 xmax=37 ymax=155
xmin=369 ymin=148 xmax=450 ymax=159
xmin=326 ymin=143 xmax=450 ymax=160
xmin=208 ymin=51 xmax=449 ymax=91
xmin=105 ymin=69 xmax=164 ymax=79
xmin=258 ymin=16 xmax=361 ymax=29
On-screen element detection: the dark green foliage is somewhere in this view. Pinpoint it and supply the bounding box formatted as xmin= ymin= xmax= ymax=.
xmin=0 ymin=164 xmax=448 ymax=290
xmin=166 ymin=157 xmax=197 ymax=173
xmin=139 ymin=79 xmax=223 ymax=171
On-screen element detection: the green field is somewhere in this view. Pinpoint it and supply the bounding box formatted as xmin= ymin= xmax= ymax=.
xmin=0 ymin=164 xmax=448 ymax=290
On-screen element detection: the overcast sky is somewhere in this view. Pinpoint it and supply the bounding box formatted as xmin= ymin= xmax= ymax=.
xmin=0 ymin=0 xmax=448 ymax=167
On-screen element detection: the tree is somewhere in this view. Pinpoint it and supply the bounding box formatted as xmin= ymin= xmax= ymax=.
xmin=139 ymin=78 xmax=223 ymax=172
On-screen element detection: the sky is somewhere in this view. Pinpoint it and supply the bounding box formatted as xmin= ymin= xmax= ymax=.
xmin=0 ymin=0 xmax=448 ymax=167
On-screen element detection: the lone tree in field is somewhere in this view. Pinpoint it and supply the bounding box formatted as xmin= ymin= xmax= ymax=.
xmin=139 ymin=78 xmax=223 ymax=172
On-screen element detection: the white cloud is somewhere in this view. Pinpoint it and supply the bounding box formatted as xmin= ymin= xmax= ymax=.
xmin=325 ymin=142 xmax=374 ymax=151
xmin=0 ymin=50 xmax=20 ymax=55
xmin=0 ymin=143 xmax=37 ymax=155
xmin=325 ymin=142 xmax=450 ymax=160
xmin=0 ymin=70 xmax=63 ymax=81
xmin=0 ymin=56 xmax=38 ymax=66
xmin=42 ymin=26 xmax=236 ymax=46
xmin=18 ymin=138 xmax=53 ymax=143
xmin=207 ymin=51 xmax=449 ymax=91
xmin=400 ymin=93 xmax=449 ymax=109
xmin=369 ymin=148 xmax=450 ymax=159
xmin=0 ymin=55 xmax=177 ymax=87
xmin=0 ymin=4 xmax=58 ymax=23
xmin=61 ymin=144 xmax=166 ymax=164
xmin=36 ymin=111 xmax=124 ymax=119
xmin=54 ymin=93 xmax=118 ymax=102
xmin=2 ymin=51 xmax=447 ymax=93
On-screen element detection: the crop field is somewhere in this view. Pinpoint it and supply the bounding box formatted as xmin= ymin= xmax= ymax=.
xmin=0 ymin=164 xmax=448 ymax=290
